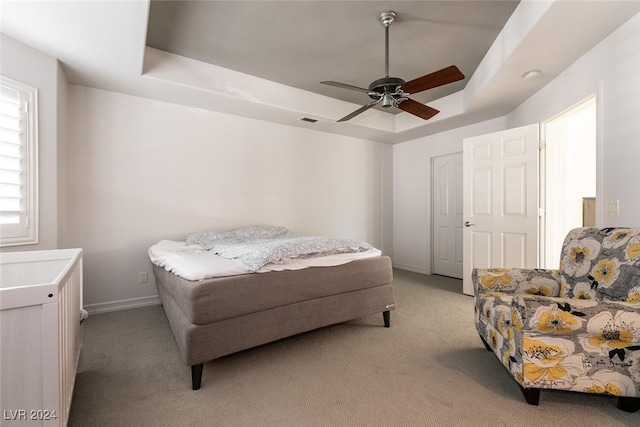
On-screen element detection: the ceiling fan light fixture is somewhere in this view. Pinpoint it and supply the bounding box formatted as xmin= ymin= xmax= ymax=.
xmin=381 ymin=92 xmax=394 ymax=108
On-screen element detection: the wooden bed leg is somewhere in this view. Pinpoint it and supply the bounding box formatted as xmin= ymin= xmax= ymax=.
xmin=383 ymin=310 xmax=390 ymax=328
xmin=191 ymin=363 xmax=204 ymax=390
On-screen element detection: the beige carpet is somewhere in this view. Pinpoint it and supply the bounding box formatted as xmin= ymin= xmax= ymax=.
xmin=69 ymin=270 xmax=638 ymax=426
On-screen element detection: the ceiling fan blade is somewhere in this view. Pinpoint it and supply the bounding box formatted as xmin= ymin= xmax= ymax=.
xmin=321 ymin=81 xmax=371 ymax=93
xmin=400 ymin=65 xmax=465 ymax=95
xmin=337 ymin=101 xmax=379 ymax=122
xmin=396 ymin=98 xmax=440 ymax=120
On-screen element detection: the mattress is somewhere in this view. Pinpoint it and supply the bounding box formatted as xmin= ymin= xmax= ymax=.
xmin=152 ymin=255 xmax=394 ymax=325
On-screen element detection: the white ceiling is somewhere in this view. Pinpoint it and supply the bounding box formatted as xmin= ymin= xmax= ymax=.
xmin=2 ymin=1 xmax=640 ymax=144
xmin=146 ymin=1 xmax=520 ymax=111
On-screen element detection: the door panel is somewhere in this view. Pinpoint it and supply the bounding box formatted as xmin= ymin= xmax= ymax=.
xmin=472 ymin=231 xmax=492 ymax=267
xmin=503 ymin=232 xmax=527 ymax=266
xmin=462 ymin=124 xmax=539 ymax=295
xmin=432 ymin=152 xmax=463 ymax=279
xmin=472 ymin=168 xmax=492 ymax=215
xmin=503 ymin=164 xmax=527 ymax=215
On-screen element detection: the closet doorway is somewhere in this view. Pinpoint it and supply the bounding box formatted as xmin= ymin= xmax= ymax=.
xmin=431 ymin=152 xmax=463 ymax=279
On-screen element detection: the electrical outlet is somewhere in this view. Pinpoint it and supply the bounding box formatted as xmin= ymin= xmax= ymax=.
xmin=139 ymin=272 xmax=148 ymax=283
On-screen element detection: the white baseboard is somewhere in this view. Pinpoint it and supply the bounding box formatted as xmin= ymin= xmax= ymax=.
xmin=84 ymin=295 xmax=161 ymax=315
xmin=392 ymin=263 xmax=429 ymax=275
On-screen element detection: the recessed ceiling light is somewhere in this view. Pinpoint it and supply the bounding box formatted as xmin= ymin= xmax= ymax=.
xmin=522 ymin=70 xmax=542 ymax=80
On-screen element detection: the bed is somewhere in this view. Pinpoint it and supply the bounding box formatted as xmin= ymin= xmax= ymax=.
xmin=148 ymin=226 xmax=395 ymax=390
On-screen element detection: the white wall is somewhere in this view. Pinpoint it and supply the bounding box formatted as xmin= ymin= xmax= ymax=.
xmin=0 ymin=34 xmax=64 ymax=251
xmin=392 ymin=117 xmax=507 ymax=274
xmin=62 ymin=86 xmax=390 ymax=311
xmin=392 ymin=12 xmax=640 ymax=274
xmin=507 ymin=12 xmax=640 ymax=227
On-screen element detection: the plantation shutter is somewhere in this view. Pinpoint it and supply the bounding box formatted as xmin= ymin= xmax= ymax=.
xmin=0 ymin=77 xmax=38 ymax=246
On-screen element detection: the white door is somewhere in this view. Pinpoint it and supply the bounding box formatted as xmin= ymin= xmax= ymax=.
xmin=432 ymin=152 xmax=463 ymax=278
xmin=462 ymin=124 xmax=540 ymax=295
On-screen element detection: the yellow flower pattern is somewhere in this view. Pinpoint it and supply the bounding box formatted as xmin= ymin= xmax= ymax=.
xmin=473 ymin=228 xmax=640 ymax=400
xmin=571 ymin=282 xmax=595 ymax=300
xmin=477 ymin=269 xmax=525 ymax=292
xmin=583 ymin=310 xmax=640 ymax=353
xmin=511 ymin=306 xmax=524 ymax=332
xmin=627 ymin=286 xmax=640 ymax=304
xmin=588 ymin=328 xmax=634 ymax=350
xmin=590 ymin=258 xmax=620 ymax=288
xmin=583 ymin=383 xmax=622 ymax=395
xmin=626 ymin=235 xmax=640 ymax=262
xmin=563 ymin=237 xmax=600 ymax=277
xmin=521 ymin=337 xmax=583 ymax=386
xmin=603 ymin=229 xmax=636 ymax=249
xmin=532 ymin=307 xmax=582 ymax=334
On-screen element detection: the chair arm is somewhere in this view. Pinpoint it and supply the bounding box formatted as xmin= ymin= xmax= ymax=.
xmin=472 ymin=267 xmax=561 ymax=297
xmin=513 ymin=294 xmax=640 ymax=339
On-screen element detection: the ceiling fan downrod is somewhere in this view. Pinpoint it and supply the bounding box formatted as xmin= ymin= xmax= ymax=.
xmin=371 ymin=11 xmax=406 ymax=108
xmin=379 ymin=11 xmax=396 ymax=78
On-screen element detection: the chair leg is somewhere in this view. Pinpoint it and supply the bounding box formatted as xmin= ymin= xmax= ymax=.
xmin=191 ymin=363 xmax=204 ymax=390
xmin=617 ymin=396 xmax=640 ymax=413
xmin=520 ymin=386 xmax=540 ymax=406
xmin=479 ymin=334 xmax=492 ymax=352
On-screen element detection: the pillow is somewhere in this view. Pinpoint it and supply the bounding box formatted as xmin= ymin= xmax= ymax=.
xmin=186 ymin=225 xmax=292 ymax=249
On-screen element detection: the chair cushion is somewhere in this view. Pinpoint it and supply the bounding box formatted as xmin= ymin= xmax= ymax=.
xmin=559 ymin=228 xmax=640 ymax=302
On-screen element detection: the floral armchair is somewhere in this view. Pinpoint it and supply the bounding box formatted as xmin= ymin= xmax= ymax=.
xmin=472 ymin=227 xmax=640 ymax=412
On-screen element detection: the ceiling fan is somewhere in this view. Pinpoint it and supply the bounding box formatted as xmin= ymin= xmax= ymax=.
xmin=321 ymin=11 xmax=465 ymax=122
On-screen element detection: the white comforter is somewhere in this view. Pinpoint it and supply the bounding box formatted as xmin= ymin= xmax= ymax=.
xmin=183 ymin=225 xmax=375 ymax=271
xmin=148 ymin=240 xmax=381 ymax=281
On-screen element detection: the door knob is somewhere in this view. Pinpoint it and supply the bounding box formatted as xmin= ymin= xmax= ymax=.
xmin=464 ymin=221 xmax=475 ymax=227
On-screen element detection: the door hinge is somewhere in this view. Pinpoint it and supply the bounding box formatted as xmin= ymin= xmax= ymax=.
xmin=538 ymin=139 xmax=545 ymax=150
xmin=538 ymin=208 xmax=545 ymax=218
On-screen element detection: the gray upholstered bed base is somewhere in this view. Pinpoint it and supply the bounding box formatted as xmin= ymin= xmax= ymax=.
xmin=152 ymin=256 xmax=395 ymax=390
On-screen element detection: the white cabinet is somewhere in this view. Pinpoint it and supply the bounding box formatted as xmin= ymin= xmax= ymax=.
xmin=1 ymin=249 xmax=83 ymax=427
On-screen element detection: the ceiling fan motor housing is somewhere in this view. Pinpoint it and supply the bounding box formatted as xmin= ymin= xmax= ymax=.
xmin=368 ymin=77 xmax=407 ymax=107
xmin=368 ymin=77 xmax=405 ymax=93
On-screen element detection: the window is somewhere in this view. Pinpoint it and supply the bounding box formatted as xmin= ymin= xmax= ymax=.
xmin=0 ymin=76 xmax=38 ymax=246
